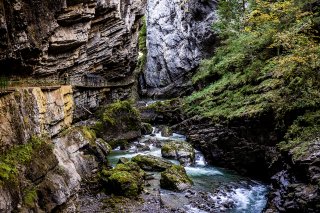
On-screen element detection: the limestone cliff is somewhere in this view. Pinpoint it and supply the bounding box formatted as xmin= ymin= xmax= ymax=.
xmin=0 ymin=86 xmax=73 ymax=150
xmin=0 ymin=0 xmax=145 ymax=86
xmin=140 ymin=0 xmax=216 ymax=97
xmin=0 ymin=87 xmax=111 ymax=212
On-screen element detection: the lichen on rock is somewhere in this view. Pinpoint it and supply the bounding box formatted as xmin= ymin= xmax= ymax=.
xmin=161 ymin=141 xmax=195 ymax=166
xmin=132 ymin=154 xmax=173 ymax=172
xmin=160 ymin=165 xmax=193 ymax=192
xmin=101 ymin=161 xmax=145 ymax=197
xmin=97 ymin=100 xmax=142 ymax=144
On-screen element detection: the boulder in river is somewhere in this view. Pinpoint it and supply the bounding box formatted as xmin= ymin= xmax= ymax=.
xmin=101 ymin=161 xmax=145 ymax=197
xmin=160 ymin=126 xmax=173 ymax=137
xmin=136 ymin=143 xmax=151 ymax=151
xmin=143 ymin=137 xmax=162 ymax=148
xmin=132 ymin=154 xmax=173 ymax=171
xmin=160 ymin=165 xmax=193 ymax=192
xmin=141 ymin=122 xmax=153 ymax=135
xmin=117 ymin=157 xmax=130 ymax=164
xmin=161 ymin=141 xmax=195 ymax=166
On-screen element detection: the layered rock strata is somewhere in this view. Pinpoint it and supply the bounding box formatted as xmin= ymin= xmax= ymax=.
xmin=0 ymin=0 xmax=145 ymax=85
xmin=0 ymin=86 xmax=73 ymax=150
xmin=0 ymin=87 xmax=111 ymax=212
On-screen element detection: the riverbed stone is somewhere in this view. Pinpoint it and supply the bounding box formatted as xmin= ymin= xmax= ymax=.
xmin=160 ymin=126 xmax=172 ymax=137
xmin=101 ymin=161 xmax=145 ymax=197
xmin=141 ymin=123 xmax=153 ymax=135
xmin=117 ymin=157 xmax=130 ymax=165
xmin=136 ymin=143 xmax=151 ymax=152
xmin=160 ymin=165 xmax=193 ymax=192
xmin=132 ymin=154 xmax=173 ymax=172
xmin=161 ymin=141 xmax=195 ymax=166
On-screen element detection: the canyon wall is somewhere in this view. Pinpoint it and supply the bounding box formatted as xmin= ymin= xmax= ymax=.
xmin=0 ymin=86 xmax=112 ymax=212
xmin=140 ymin=0 xmax=216 ymax=97
xmin=0 ymin=0 xmax=145 ymax=85
xmin=0 ymin=0 xmax=146 ymax=211
xmin=0 ymin=86 xmax=73 ymax=150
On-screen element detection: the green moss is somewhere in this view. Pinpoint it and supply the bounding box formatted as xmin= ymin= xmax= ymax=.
xmin=81 ymin=126 xmax=96 ymax=143
xmin=109 ymin=171 xmax=139 ymax=197
xmin=161 ymin=144 xmax=171 ymax=153
xmin=101 ymin=161 xmax=145 ymax=197
xmin=108 ymin=139 xmax=128 ymax=149
xmin=278 ymin=110 xmax=320 ymax=160
xmin=131 ymin=154 xmax=172 ymax=171
xmin=23 ymin=187 xmax=38 ymax=208
xmin=141 ymin=122 xmax=153 ymax=135
xmin=138 ymin=16 xmax=147 ymax=73
xmin=0 ymin=136 xmax=46 ymax=184
xmin=160 ymin=165 xmax=193 ymax=191
xmin=93 ymin=121 xmax=104 ymax=135
xmin=102 ymin=100 xmax=140 ymax=127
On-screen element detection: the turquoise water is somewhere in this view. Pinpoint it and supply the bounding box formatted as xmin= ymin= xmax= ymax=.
xmin=108 ymin=130 xmax=268 ymax=213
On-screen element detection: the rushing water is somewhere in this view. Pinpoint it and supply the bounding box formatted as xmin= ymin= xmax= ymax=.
xmin=108 ymin=128 xmax=268 ymax=213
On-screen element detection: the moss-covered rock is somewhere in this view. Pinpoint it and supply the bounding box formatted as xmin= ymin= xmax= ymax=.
xmin=160 ymin=165 xmax=193 ymax=192
xmin=131 ymin=154 xmax=173 ymax=171
xmin=161 ymin=141 xmax=195 ymax=166
xmin=117 ymin=157 xmax=130 ymax=164
xmin=108 ymin=139 xmax=129 ymax=150
xmin=97 ymin=100 xmax=142 ymax=142
xmin=101 ymin=161 xmax=145 ymax=197
xmin=141 ymin=122 xmax=153 ymax=135
xmin=0 ymin=136 xmax=49 ymax=184
xmin=160 ymin=126 xmax=172 ymax=137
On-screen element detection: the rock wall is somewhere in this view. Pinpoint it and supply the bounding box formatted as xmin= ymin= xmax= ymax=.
xmin=0 ymin=0 xmax=145 ymax=85
xmin=0 ymin=86 xmax=73 ymax=150
xmin=73 ymin=87 xmax=110 ymax=120
xmin=140 ymin=0 xmax=216 ymax=97
xmin=0 ymin=88 xmax=111 ymax=212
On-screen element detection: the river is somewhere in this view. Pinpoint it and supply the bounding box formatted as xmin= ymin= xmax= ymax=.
xmin=108 ymin=127 xmax=268 ymax=213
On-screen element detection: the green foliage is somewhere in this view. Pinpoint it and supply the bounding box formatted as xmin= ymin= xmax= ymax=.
xmin=102 ymin=100 xmax=140 ymax=126
xmin=278 ymin=110 xmax=320 ymax=160
xmin=186 ymin=0 xmax=320 ymax=122
xmin=23 ymin=187 xmax=38 ymax=208
xmin=185 ymin=0 xmax=320 ymax=159
xmin=0 ymin=136 xmax=46 ymax=184
xmin=138 ymin=16 xmax=147 ymax=73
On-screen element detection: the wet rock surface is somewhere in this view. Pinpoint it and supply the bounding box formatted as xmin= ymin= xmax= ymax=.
xmin=172 ymin=111 xmax=320 ymax=212
xmin=264 ymin=138 xmax=320 ymax=213
xmin=161 ymin=141 xmax=195 ymax=166
xmin=132 ymin=154 xmax=173 ymax=172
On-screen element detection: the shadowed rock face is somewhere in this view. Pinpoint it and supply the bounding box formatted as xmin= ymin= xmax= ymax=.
xmin=0 ymin=0 xmax=145 ymax=84
xmin=141 ymin=0 xmax=216 ymax=98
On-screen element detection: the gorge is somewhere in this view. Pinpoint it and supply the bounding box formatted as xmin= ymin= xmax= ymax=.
xmin=0 ymin=0 xmax=319 ymax=213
